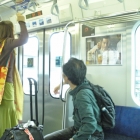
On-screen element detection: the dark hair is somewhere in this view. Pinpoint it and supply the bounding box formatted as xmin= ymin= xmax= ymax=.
xmin=63 ymin=57 xmax=87 ymax=85
xmin=0 ymin=21 xmax=14 ymax=43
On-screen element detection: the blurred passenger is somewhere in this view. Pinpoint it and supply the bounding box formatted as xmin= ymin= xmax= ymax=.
xmin=116 ymin=34 xmax=121 ymax=64
xmin=98 ymin=36 xmax=110 ymax=64
xmin=44 ymin=58 xmax=104 ymax=140
xmin=87 ymin=38 xmax=102 ymax=64
xmin=87 ymin=37 xmax=110 ymax=64
xmin=0 ymin=13 xmax=28 ymax=137
xmin=116 ymin=35 xmax=121 ymax=53
xmin=99 ymin=36 xmax=110 ymax=53
xmin=88 ymin=38 xmax=102 ymax=54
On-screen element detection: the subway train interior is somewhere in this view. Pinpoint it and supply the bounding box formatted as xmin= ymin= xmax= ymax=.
xmin=1 ymin=0 xmax=140 ymax=138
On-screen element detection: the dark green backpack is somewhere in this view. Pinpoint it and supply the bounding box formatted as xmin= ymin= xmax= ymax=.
xmin=79 ymin=81 xmax=115 ymax=129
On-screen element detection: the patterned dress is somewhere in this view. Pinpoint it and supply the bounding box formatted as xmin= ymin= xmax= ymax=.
xmin=0 ymin=21 xmax=28 ymax=137
xmin=0 ymin=82 xmax=18 ymax=137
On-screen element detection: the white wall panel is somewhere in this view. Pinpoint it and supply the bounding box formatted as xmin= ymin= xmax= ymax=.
xmin=79 ymin=21 xmax=139 ymax=107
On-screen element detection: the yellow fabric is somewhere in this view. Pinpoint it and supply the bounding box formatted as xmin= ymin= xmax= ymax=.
xmin=0 ymin=67 xmax=8 ymax=104
xmin=0 ymin=40 xmax=8 ymax=105
xmin=0 ymin=40 xmax=5 ymax=55
xmin=0 ymin=90 xmax=18 ymax=137
xmin=3 ymin=82 xmax=14 ymax=100
xmin=0 ymin=39 xmax=24 ymax=120
xmin=13 ymin=62 xmax=24 ymax=121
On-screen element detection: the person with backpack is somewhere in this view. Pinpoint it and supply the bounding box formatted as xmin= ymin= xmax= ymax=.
xmin=44 ymin=57 xmax=104 ymax=140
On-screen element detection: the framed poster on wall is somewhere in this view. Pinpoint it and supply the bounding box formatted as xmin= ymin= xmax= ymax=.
xmin=86 ymin=34 xmax=122 ymax=65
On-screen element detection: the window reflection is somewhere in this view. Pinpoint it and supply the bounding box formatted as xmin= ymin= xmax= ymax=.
xmin=50 ymin=32 xmax=70 ymax=98
xmin=23 ymin=37 xmax=38 ymax=95
xmin=135 ymin=25 xmax=140 ymax=105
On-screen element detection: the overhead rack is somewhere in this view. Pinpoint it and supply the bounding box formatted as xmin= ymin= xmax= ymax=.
xmin=74 ymin=9 xmax=140 ymax=27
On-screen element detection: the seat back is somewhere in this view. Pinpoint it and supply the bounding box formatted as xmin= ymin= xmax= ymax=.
xmin=105 ymin=106 xmax=140 ymax=139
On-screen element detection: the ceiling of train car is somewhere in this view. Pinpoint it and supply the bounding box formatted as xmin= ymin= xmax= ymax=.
xmin=0 ymin=0 xmax=53 ymax=14
xmin=0 ymin=0 xmax=53 ymax=6
xmin=0 ymin=0 xmax=139 ymax=23
xmin=0 ymin=0 xmax=15 ymax=14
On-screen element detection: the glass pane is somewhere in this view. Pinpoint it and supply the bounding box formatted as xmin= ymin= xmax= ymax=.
xmin=136 ymin=26 xmax=140 ymax=70
xmin=135 ymin=25 xmax=140 ymax=104
xmin=23 ymin=37 xmax=38 ymax=95
xmin=50 ymin=32 xmax=70 ymax=98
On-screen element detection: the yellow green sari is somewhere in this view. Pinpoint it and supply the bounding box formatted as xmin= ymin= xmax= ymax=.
xmin=0 ymin=82 xmax=18 ymax=137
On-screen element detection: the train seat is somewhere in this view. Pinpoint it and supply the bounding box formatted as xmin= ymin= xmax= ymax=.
xmin=64 ymin=92 xmax=140 ymax=139
xmin=104 ymin=105 xmax=140 ymax=140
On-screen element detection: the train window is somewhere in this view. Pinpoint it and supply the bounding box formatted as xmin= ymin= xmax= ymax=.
xmin=49 ymin=32 xmax=71 ymax=99
xmin=132 ymin=22 xmax=140 ymax=106
xmin=23 ymin=37 xmax=39 ymax=95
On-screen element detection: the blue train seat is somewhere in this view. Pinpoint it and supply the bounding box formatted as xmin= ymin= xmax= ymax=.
xmin=104 ymin=105 xmax=140 ymax=140
xmin=64 ymin=92 xmax=140 ymax=139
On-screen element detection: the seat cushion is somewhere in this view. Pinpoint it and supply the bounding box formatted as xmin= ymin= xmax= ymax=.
xmin=104 ymin=106 xmax=140 ymax=139
xmin=104 ymin=133 xmax=139 ymax=140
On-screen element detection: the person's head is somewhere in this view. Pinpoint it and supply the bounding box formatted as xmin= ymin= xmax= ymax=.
xmin=101 ymin=36 xmax=109 ymax=50
xmin=0 ymin=21 xmax=14 ymax=42
xmin=63 ymin=57 xmax=87 ymax=86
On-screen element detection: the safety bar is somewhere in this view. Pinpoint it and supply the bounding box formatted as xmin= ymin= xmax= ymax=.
xmin=51 ymin=0 xmax=59 ymax=16
xmin=59 ymin=25 xmax=69 ymax=102
xmin=59 ymin=21 xmax=75 ymax=103
xmin=78 ymin=0 xmax=89 ymax=10
xmin=59 ymin=79 xmax=65 ymax=102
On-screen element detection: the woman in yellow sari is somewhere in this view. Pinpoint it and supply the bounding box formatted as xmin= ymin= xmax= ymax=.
xmin=0 ymin=13 xmax=28 ymax=137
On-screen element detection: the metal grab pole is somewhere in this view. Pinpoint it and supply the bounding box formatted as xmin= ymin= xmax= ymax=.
xmin=59 ymin=21 xmax=75 ymax=102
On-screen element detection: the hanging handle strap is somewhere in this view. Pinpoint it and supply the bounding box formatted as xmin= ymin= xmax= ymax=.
xmin=51 ymin=0 xmax=59 ymax=16
xmin=13 ymin=0 xmax=25 ymax=14
xmin=27 ymin=0 xmax=36 ymax=12
xmin=78 ymin=0 xmax=89 ymax=10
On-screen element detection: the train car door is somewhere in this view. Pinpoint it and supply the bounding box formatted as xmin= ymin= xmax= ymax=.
xmin=18 ymin=30 xmax=45 ymax=131
xmin=18 ymin=24 xmax=79 ymax=135
xmin=43 ymin=25 xmax=79 ymax=135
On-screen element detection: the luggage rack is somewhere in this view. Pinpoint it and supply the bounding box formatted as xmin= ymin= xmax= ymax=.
xmin=72 ymin=9 xmax=140 ymax=28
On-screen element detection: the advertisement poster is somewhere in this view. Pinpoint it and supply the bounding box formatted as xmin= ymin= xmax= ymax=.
xmin=86 ymin=34 xmax=122 ymax=65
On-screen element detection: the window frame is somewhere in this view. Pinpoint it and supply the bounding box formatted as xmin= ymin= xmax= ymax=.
xmin=131 ymin=21 xmax=140 ymax=106
xmin=49 ymin=31 xmax=71 ymax=99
